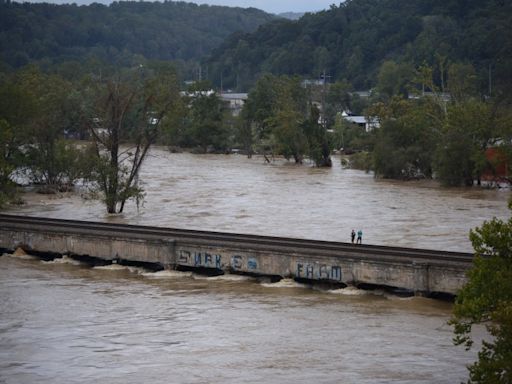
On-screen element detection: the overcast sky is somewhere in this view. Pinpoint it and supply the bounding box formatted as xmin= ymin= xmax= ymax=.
xmin=188 ymin=1 xmax=337 ymax=14
xmin=26 ymin=0 xmax=340 ymax=14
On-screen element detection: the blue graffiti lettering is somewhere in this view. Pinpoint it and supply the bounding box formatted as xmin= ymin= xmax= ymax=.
xmin=247 ymin=258 xmax=257 ymax=270
xmin=297 ymin=263 xmax=304 ymax=277
xmin=231 ymin=255 xmax=243 ymax=269
xmin=205 ymin=253 xmax=212 ymax=266
xmin=194 ymin=252 xmax=202 ymax=266
xmin=306 ymin=264 xmax=314 ymax=279
xmin=319 ymin=265 xmax=329 ymax=279
xmin=330 ymin=266 xmax=342 ymax=281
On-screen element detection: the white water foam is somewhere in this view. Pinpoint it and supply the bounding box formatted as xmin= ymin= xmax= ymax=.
xmin=93 ymin=264 xmax=130 ymax=271
xmin=142 ymin=270 xmax=193 ymax=279
xmin=260 ymin=278 xmax=309 ymax=289
xmin=199 ymin=274 xmax=256 ymax=282
xmin=93 ymin=264 xmax=152 ymax=275
xmin=328 ymin=286 xmax=370 ymax=296
xmin=42 ymin=255 xmax=84 ymax=266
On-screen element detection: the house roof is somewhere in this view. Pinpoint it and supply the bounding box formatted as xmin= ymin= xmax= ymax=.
xmin=344 ymin=116 xmax=367 ymax=124
xmin=219 ymin=93 xmax=248 ymax=100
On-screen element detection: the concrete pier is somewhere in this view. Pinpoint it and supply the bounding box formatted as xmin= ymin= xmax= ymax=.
xmin=0 ymin=214 xmax=473 ymax=295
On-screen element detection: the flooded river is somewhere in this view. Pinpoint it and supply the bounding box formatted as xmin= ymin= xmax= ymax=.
xmin=6 ymin=148 xmax=510 ymax=252
xmin=0 ymin=254 xmax=483 ymax=384
xmin=1 ymin=149 xmax=506 ymax=383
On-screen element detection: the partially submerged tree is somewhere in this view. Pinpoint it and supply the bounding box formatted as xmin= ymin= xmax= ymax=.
xmin=186 ymin=82 xmax=228 ymax=153
xmin=0 ymin=66 xmax=87 ymax=200
xmin=242 ymin=74 xmax=332 ymax=166
xmin=450 ymin=201 xmax=512 ymax=383
xmin=84 ymin=64 xmax=180 ymax=213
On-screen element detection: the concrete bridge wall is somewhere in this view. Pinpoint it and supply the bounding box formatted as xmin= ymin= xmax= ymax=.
xmin=0 ymin=215 xmax=472 ymax=295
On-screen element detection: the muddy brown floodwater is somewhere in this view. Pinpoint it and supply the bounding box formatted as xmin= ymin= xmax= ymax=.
xmin=1 ymin=148 xmax=506 ymax=383
xmin=6 ymin=148 xmax=509 ymax=252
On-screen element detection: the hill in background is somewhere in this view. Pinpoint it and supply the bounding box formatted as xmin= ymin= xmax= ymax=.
xmin=0 ymin=0 xmax=275 ymax=73
xmin=205 ymin=0 xmax=512 ymax=94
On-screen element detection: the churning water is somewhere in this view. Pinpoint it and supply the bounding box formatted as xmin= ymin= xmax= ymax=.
xmin=7 ymin=148 xmax=510 ymax=252
xmin=1 ymin=148 xmax=505 ymax=383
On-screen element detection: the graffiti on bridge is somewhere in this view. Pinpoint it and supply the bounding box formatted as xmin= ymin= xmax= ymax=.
xmin=296 ymin=262 xmax=342 ymax=281
xmin=178 ymin=250 xmax=222 ymax=269
xmin=231 ymin=255 xmax=258 ymax=271
xmin=177 ymin=250 xmax=259 ymax=271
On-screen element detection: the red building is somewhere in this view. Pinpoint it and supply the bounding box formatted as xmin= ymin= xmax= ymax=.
xmin=482 ymin=147 xmax=510 ymax=184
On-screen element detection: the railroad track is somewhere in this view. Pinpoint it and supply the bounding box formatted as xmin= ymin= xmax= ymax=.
xmin=0 ymin=214 xmax=474 ymax=265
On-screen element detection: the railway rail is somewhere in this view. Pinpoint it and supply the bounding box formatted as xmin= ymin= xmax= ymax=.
xmin=0 ymin=214 xmax=474 ymax=266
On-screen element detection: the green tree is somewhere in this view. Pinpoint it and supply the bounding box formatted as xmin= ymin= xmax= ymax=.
xmin=245 ymin=75 xmax=321 ymax=163
xmin=447 ymin=62 xmax=478 ymax=104
xmin=371 ymin=97 xmax=437 ymax=179
xmin=435 ymin=100 xmax=498 ymax=186
xmin=185 ymin=83 xmax=228 ymax=153
xmin=268 ymin=87 xmax=307 ymax=164
xmin=450 ymin=201 xmax=512 ymax=384
xmin=242 ymin=74 xmax=281 ymax=152
xmin=83 ymin=65 xmax=180 ymax=213
xmin=0 ymin=75 xmax=34 ymax=205
xmin=0 ymin=67 xmax=87 ymax=195
xmin=0 ymin=119 xmax=18 ymax=206
xmin=375 ymin=60 xmax=415 ymax=99
xmin=303 ymin=104 xmax=332 ymax=167
xmin=324 ymin=80 xmax=354 ymax=126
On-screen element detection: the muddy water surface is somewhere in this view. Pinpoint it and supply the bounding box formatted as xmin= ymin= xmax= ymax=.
xmin=7 ymin=148 xmax=509 ymax=251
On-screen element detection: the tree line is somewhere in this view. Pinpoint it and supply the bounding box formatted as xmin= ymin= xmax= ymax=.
xmin=2 ymin=57 xmax=511 ymax=209
xmin=1 ymin=59 xmax=510 ymax=382
xmin=1 ymin=1 xmax=511 ymax=381
xmin=206 ymin=0 xmax=512 ymax=97
xmin=0 ymin=62 xmax=337 ymax=212
xmin=0 ymin=0 xmax=274 ymax=79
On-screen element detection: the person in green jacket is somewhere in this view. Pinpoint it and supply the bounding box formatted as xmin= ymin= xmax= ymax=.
xmin=356 ymin=229 xmax=362 ymax=244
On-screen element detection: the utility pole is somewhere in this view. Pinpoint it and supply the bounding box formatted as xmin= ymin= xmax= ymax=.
xmin=488 ymin=62 xmax=492 ymax=98
xmin=320 ymin=70 xmax=331 ymax=128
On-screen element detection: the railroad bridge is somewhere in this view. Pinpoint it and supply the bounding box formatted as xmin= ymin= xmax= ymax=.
xmin=0 ymin=214 xmax=473 ymax=296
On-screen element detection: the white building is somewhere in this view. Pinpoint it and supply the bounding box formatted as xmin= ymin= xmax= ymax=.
xmin=341 ymin=111 xmax=380 ymax=132
xmin=219 ymin=93 xmax=248 ymax=117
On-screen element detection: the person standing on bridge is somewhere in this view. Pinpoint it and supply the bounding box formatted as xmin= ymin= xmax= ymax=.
xmin=356 ymin=229 xmax=362 ymax=244
xmin=351 ymin=229 xmax=356 ymax=244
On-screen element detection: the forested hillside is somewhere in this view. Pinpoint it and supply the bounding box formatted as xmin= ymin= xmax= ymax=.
xmin=206 ymin=0 xmax=512 ymax=94
xmin=0 ymin=0 xmax=275 ymax=69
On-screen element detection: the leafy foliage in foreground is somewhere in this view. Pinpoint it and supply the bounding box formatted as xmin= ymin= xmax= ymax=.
xmin=450 ymin=201 xmax=512 ymax=383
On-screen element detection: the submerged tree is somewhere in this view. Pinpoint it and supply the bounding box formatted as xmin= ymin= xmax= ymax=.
xmin=84 ymin=64 xmax=180 ymax=214
xmin=186 ymin=82 xmax=228 ymax=153
xmin=242 ymin=74 xmax=331 ymax=165
xmin=0 ymin=66 xmax=88 ymax=199
xmin=450 ymin=201 xmax=512 ymax=383
xmin=435 ymin=100 xmax=501 ymax=186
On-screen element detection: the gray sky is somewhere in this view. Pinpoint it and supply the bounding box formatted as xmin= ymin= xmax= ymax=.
xmin=26 ymin=0 xmax=340 ymax=14
xmin=188 ymin=1 xmax=338 ymax=14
